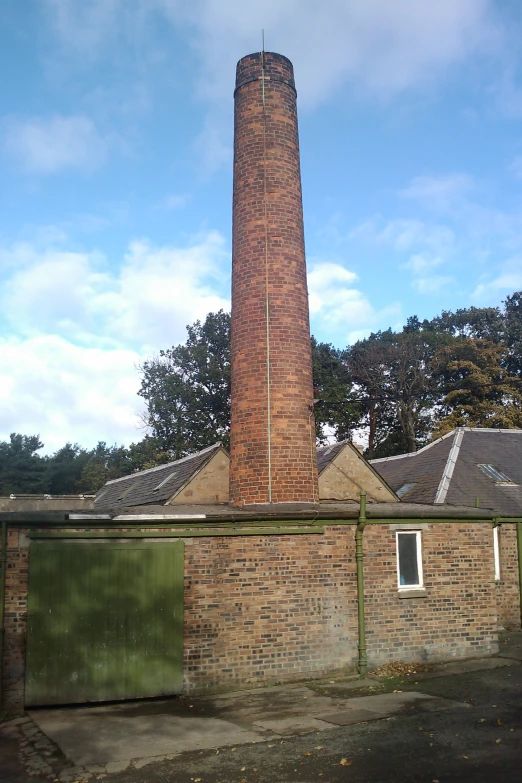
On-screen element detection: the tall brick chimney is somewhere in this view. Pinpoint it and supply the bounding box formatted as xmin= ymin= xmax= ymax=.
xmin=229 ymin=51 xmax=319 ymax=506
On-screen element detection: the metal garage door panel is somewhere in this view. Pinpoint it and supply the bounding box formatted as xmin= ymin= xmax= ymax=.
xmin=25 ymin=541 xmax=184 ymax=706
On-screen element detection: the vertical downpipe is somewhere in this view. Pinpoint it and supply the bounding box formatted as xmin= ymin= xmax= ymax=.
xmin=0 ymin=521 xmax=7 ymax=709
xmin=356 ymin=492 xmax=368 ymax=675
xmin=517 ymin=522 xmax=522 ymax=627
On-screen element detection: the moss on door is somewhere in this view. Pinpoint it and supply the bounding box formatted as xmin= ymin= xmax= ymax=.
xmin=25 ymin=540 xmax=184 ymax=706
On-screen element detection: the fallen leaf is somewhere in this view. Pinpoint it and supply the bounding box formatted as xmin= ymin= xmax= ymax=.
xmin=241 ymin=767 xmax=246 ymax=772
xmin=496 ymin=739 xmax=502 ymax=744
xmin=304 ymin=752 xmax=312 ymax=756
xmin=315 ymin=746 xmax=324 ymax=750
xmin=231 ymin=748 xmax=237 ymax=752
xmin=339 ymin=758 xmax=352 ymax=766
xmin=510 ymin=728 xmax=514 ymax=732
xmin=479 ymin=718 xmax=486 ymax=723
xmin=267 ymin=744 xmax=274 ymax=748
xmin=497 ymin=719 xmax=504 ymax=726
xmin=462 ymin=755 xmax=468 ymax=759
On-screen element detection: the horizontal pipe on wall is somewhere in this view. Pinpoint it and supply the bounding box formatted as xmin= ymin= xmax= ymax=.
xmin=29 ymin=526 xmax=325 ymax=539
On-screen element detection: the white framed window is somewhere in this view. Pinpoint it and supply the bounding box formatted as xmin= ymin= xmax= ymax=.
xmin=493 ymin=525 xmax=501 ymax=581
xmin=396 ymin=530 xmax=423 ymax=590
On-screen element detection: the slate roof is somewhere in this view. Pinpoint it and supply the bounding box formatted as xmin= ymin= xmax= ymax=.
xmin=371 ymin=428 xmax=522 ymax=516
xmin=317 ymin=440 xmax=350 ymax=473
xmin=94 ymin=443 xmax=224 ymax=509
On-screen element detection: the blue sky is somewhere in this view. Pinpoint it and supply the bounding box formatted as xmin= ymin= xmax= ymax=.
xmin=1 ymin=0 xmax=522 ymax=453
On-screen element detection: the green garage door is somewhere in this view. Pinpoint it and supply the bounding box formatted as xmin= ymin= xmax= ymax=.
xmin=25 ymin=540 xmax=184 ymax=706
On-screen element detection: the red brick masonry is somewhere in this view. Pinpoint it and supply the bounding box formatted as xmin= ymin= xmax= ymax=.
xmin=497 ymin=524 xmax=520 ymax=629
xmin=230 ymin=52 xmax=318 ymax=505
xmin=2 ymin=522 xmax=509 ymax=712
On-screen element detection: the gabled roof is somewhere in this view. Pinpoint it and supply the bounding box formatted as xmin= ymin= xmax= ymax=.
xmin=316 ymin=440 xmax=398 ymax=502
xmin=94 ymin=443 xmax=225 ymax=509
xmin=317 ymin=440 xmax=350 ymax=474
xmin=370 ymin=428 xmax=522 ymax=515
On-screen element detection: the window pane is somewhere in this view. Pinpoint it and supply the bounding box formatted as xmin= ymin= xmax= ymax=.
xmin=398 ymin=534 xmax=419 ymax=586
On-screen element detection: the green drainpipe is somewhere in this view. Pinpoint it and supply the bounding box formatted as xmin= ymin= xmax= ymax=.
xmin=517 ymin=522 xmax=522 ymax=626
xmin=0 ymin=520 xmax=7 ymax=710
xmin=356 ymin=491 xmax=368 ymax=676
xmin=518 ymin=522 xmax=522 ymax=629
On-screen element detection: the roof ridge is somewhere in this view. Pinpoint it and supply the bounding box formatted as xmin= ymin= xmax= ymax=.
xmin=434 ymin=429 xmax=464 ymax=504
xmin=103 ymin=443 xmax=222 ymax=486
xmin=370 ymin=429 xmax=457 ymax=464
xmin=462 ymin=427 xmax=522 ymax=434
xmin=317 ymin=439 xmax=351 ymax=453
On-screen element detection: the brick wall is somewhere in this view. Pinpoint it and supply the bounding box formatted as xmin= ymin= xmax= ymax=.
xmin=2 ymin=528 xmax=29 ymax=713
xmin=1 ymin=521 xmax=508 ymax=712
xmin=183 ymin=529 xmax=358 ymax=691
xmin=183 ymin=524 xmax=500 ymax=693
xmin=363 ymin=524 xmax=499 ymax=665
xmin=496 ymin=524 xmax=521 ymax=629
xmin=230 ymin=52 xmax=318 ymax=505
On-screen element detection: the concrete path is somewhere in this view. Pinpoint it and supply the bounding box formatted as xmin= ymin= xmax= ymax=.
xmin=24 ymin=644 xmax=521 ymax=779
xmin=29 ymin=685 xmax=468 ymax=774
xmin=499 ymin=629 xmax=522 ymax=661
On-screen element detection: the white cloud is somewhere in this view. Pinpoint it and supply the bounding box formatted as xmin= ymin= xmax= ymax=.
xmin=156 ymin=193 xmax=190 ymax=210
xmin=472 ymin=258 xmax=522 ymax=299
xmin=47 ymin=1 xmax=496 ymax=103
xmin=0 ymin=335 xmax=143 ymax=453
xmin=152 ymin=0 xmax=497 ymax=107
xmin=412 ymin=275 xmax=453 ymax=294
xmin=3 ymin=114 xmax=109 ymax=174
xmin=399 ymin=173 xmax=473 ymax=211
xmin=1 ymin=232 xmax=230 ymax=353
xmin=307 ymin=260 xmax=400 ymax=344
xmin=510 ymin=155 xmax=522 ymax=179
xmin=44 ymin=0 xmax=123 ymax=55
xmin=43 ymin=1 xmax=501 ymax=176
xmin=0 ymin=231 xmax=230 ymax=450
xmin=401 ymin=254 xmax=444 ymax=274
xmin=193 ymin=118 xmax=233 ymax=176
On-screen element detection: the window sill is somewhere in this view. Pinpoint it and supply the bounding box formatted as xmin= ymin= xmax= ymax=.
xmin=398 ymin=589 xmax=427 ymax=599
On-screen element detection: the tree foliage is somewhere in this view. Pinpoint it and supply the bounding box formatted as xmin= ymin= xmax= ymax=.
xmin=138 ymin=311 xmax=232 ymax=458
xmin=2 ymin=290 xmax=522 ymax=494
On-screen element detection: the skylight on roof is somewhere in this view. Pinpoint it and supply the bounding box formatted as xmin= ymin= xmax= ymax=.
xmin=396 ymin=482 xmax=417 ymax=499
xmin=153 ymin=471 xmax=178 ymax=491
xmin=477 ymin=464 xmax=516 ymax=484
